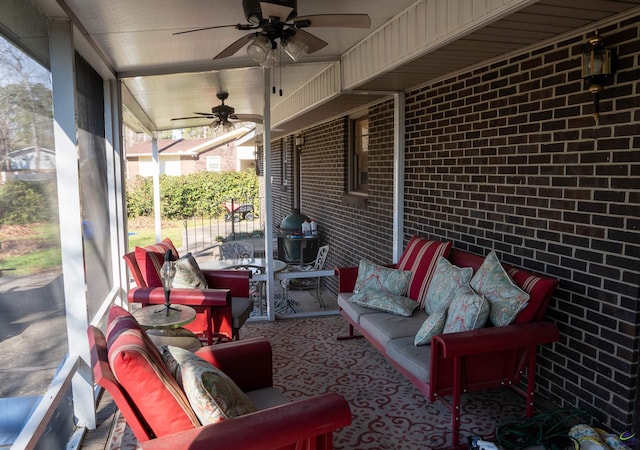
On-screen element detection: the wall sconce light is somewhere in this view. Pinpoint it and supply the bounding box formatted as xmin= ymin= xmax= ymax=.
xmin=295 ymin=135 xmax=304 ymax=147
xmin=581 ymin=30 xmax=617 ymax=124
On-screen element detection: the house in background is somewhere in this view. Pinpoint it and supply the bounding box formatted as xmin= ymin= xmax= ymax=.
xmin=124 ymin=127 xmax=257 ymax=178
xmin=0 ymin=146 xmax=56 ymax=182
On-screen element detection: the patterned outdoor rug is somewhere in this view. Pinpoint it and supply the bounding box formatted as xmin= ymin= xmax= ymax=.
xmin=107 ymin=315 xmax=529 ymax=449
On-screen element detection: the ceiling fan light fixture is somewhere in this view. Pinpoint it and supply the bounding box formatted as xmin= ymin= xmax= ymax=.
xmin=260 ymin=47 xmax=280 ymax=68
xmin=221 ymin=120 xmax=235 ymax=133
xmin=283 ymin=34 xmax=309 ymax=62
xmin=247 ymin=34 xmax=272 ymax=64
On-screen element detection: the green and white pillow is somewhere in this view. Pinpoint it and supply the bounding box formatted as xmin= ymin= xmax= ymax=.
xmin=470 ymin=250 xmax=529 ymax=326
xmin=443 ymin=286 xmax=490 ymax=333
xmin=414 ymin=310 xmax=448 ymax=346
xmin=172 ymin=253 xmax=208 ymax=289
xmin=350 ymin=291 xmax=419 ymax=317
xmin=162 ymin=346 xmax=256 ymax=424
xmin=353 ymin=259 xmax=412 ymax=296
xmin=423 ymin=257 xmax=473 ymax=315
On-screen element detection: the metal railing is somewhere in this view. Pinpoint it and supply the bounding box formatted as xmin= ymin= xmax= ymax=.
xmin=183 ymin=198 xmax=264 ymax=256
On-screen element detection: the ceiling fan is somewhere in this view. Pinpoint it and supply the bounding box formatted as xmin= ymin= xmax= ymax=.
xmin=174 ymin=0 xmax=371 ymax=63
xmin=171 ymin=92 xmax=263 ymax=131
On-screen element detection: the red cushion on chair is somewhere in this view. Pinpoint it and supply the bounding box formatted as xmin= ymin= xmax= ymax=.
xmin=396 ymin=236 xmax=452 ymax=307
xmin=134 ymin=238 xmax=179 ymax=287
xmin=106 ymin=306 xmax=200 ymax=437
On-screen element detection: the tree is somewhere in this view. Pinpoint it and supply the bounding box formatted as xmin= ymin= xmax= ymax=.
xmin=0 ymin=37 xmax=53 ymax=169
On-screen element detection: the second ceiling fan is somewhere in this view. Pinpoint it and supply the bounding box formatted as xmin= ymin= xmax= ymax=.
xmin=171 ymin=92 xmax=263 ymax=132
xmin=174 ymin=0 xmax=371 ymax=64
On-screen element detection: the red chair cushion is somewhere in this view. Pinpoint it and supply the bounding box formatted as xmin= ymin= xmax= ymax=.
xmin=395 ymin=236 xmax=452 ymax=307
xmin=106 ymin=306 xmax=200 ymax=437
xmin=134 ymin=238 xmax=179 ymax=287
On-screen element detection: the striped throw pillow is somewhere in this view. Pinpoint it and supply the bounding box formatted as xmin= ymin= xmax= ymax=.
xmin=134 ymin=238 xmax=179 ymax=287
xmin=396 ymin=236 xmax=452 ymax=308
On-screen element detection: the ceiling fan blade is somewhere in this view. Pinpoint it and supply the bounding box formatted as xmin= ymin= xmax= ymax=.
xmin=230 ymin=114 xmax=263 ymax=124
xmin=260 ymin=1 xmax=294 ymax=21
xmin=173 ymin=23 xmax=241 ymax=36
xmin=294 ymin=29 xmax=328 ymax=54
xmin=294 ymin=14 xmax=371 ymax=29
xmin=214 ymin=33 xmax=256 ymax=59
xmin=171 ymin=115 xmax=214 ymax=121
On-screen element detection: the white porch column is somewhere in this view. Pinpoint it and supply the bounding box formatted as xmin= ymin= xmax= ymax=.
xmin=49 ymin=18 xmax=95 ymax=429
xmin=152 ymin=137 xmax=161 ymax=241
xmin=392 ymin=92 xmax=405 ymax=262
xmin=262 ymin=67 xmax=275 ymax=321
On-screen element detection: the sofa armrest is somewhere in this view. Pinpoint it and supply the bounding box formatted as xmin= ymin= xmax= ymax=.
xmin=432 ymin=321 xmax=560 ymax=358
xmin=128 ymin=287 xmax=231 ymax=308
xmin=202 ymin=269 xmax=251 ymax=298
xmin=140 ymin=393 xmax=352 ymax=450
xmin=335 ymin=266 xmax=359 ymax=293
xmin=194 ymin=338 xmax=273 ymax=391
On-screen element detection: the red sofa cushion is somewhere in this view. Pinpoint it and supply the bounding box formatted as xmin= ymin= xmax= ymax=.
xmin=134 ymin=238 xmax=180 ymax=287
xmin=106 ymin=306 xmax=200 ymax=437
xmin=396 ymin=236 xmax=452 ymax=307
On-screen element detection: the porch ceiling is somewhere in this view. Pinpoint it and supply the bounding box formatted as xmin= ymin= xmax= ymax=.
xmin=31 ymin=0 xmax=640 ymax=139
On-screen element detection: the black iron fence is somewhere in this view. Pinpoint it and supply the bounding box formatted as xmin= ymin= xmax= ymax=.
xmin=183 ymin=197 xmax=264 ymax=256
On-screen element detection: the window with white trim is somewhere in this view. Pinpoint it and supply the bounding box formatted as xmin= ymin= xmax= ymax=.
xmin=350 ymin=116 xmax=369 ymax=194
xmin=206 ymin=155 xmax=221 ymax=172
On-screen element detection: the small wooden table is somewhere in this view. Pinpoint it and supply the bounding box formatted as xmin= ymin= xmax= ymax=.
xmin=133 ymin=304 xmax=201 ymax=350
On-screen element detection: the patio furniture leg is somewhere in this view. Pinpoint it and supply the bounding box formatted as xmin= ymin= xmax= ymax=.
xmin=315 ymin=279 xmax=325 ymax=310
xmin=452 ymin=356 xmax=462 ymax=449
xmin=337 ymin=323 xmax=364 ymax=341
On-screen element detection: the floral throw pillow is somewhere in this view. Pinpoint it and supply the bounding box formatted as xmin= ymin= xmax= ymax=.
xmin=414 ymin=310 xmax=448 ymax=346
xmin=162 ymin=346 xmax=256 ymax=424
xmin=350 ymin=291 xmax=419 ymax=317
xmin=353 ymin=259 xmax=412 ymax=296
xmin=172 ymin=253 xmax=208 ymax=289
xmin=443 ymin=286 xmax=490 ymax=333
xmin=470 ymin=250 xmax=530 ymax=327
xmin=423 ymin=257 xmax=473 ymax=315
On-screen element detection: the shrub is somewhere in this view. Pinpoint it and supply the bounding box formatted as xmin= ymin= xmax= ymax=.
xmin=126 ymin=170 xmax=259 ymax=220
xmin=0 ymin=179 xmax=58 ymax=225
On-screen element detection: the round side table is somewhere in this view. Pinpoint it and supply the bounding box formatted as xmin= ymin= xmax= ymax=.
xmin=133 ymin=305 xmax=202 ymax=351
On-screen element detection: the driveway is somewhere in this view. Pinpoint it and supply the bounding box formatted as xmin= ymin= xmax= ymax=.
xmin=0 ymin=272 xmax=67 ymax=398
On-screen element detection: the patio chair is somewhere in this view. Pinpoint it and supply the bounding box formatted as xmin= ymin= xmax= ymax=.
xmin=219 ymin=240 xmax=267 ymax=314
xmin=88 ymin=305 xmax=351 ymax=449
xmin=282 ymin=245 xmax=329 ymax=309
xmin=123 ymin=238 xmax=253 ymax=344
xmin=218 ymin=241 xmax=255 ymax=260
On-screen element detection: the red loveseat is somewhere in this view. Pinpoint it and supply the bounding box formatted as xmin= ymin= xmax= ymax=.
xmin=123 ymin=238 xmax=253 ymax=343
xmin=88 ymin=305 xmax=352 ymax=449
xmin=336 ymin=237 xmax=559 ymax=448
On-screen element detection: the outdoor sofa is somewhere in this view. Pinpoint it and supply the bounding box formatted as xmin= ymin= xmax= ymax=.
xmin=336 ymin=235 xmax=560 ymax=448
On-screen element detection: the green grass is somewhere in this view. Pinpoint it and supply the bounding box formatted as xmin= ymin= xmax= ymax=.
xmin=127 ymin=222 xmax=184 ymax=250
xmin=0 ymin=223 xmax=62 ymax=276
xmin=0 ymin=220 xmax=185 ymax=276
xmin=1 ymin=247 xmax=62 ymax=276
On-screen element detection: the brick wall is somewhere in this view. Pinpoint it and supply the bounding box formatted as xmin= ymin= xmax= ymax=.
xmin=401 ymin=15 xmax=640 ymax=431
xmin=276 ymin=13 xmax=640 ymax=432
